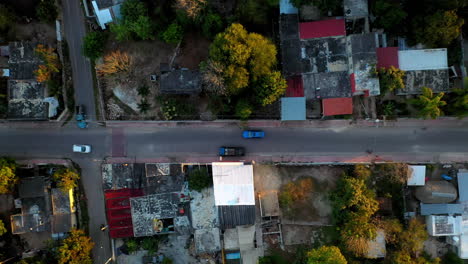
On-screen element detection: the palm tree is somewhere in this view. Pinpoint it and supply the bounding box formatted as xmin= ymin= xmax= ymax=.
xmin=411 ymin=87 xmax=446 ymax=119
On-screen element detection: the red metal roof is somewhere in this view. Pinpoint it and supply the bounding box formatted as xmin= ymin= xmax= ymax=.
xmin=286 ymin=76 xmax=304 ymax=97
xmin=322 ymin=98 xmax=353 ymax=116
xmin=105 ymin=188 xmax=144 ymax=238
xmin=350 ymin=73 xmax=356 ymax=93
xmin=376 ymin=47 xmax=399 ymax=69
xmin=299 ymin=19 xmax=346 ymax=39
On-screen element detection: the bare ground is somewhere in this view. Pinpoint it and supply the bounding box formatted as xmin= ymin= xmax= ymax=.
xmin=15 ymin=22 xmax=57 ymax=45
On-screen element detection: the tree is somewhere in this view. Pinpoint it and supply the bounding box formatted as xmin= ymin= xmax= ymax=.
xmin=36 ymin=0 xmax=58 ymax=24
xmin=82 ymin=31 xmax=107 ymax=61
xmin=131 ymin=16 xmax=154 ymax=40
xmin=110 ymin=22 xmax=133 ymax=42
xmin=199 ymin=10 xmax=223 ymax=39
xmin=378 ymin=218 xmax=403 ymax=244
xmin=354 ymin=164 xmax=372 ymax=181
xmin=235 ymin=99 xmax=253 ymax=120
xmin=97 ymin=51 xmax=132 ymax=76
xmin=0 ymin=157 xmax=17 ymax=194
xmin=175 ymin=0 xmax=206 ymax=18
xmin=376 ymin=163 xmax=409 ymax=185
xmin=441 ymin=251 xmax=463 ymax=264
xmin=34 ymin=44 xmax=60 ymax=83
xmin=255 ymin=71 xmax=287 ymax=106
xmin=137 ymin=99 xmax=151 ymax=114
xmin=307 ymin=246 xmax=347 ymax=264
xmin=378 ymin=66 xmax=405 ymax=94
xmin=111 ymin=0 xmax=154 ymax=41
xmin=448 ymin=88 xmax=468 ymax=117
xmin=290 ymin=0 xmax=341 ymax=13
xmin=52 ymin=168 xmax=80 ymax=192
xmin=0 ymin=4 xmax=14 ymax=32
xmin=188 ymin=167 xmax=212 ymax=191
xmin=398 ymin=218 xmax=428 ymax=257
xmin=372 ymin=0 xmax=407 ymax=33
xmin=411 ymin=87 xmax=447 ymax=119
xmin=0 ymin=219 xmax=7 ymax=236
xmin=413 ymin=10 xmax=464 ymax=47
xmin=57 ymin=229 xmax=94 ymax=264
xmin=201 ymin=60 xmax=226 ymax=95
xmin=121 ymin=0 xmax=147 ymax=22
xmin=161 ymin=23 xmax=184 ymax=44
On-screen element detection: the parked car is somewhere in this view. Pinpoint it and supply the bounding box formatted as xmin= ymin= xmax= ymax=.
xmin=219 ymin=146 xmax=245 ymax=156
xmin=242 ymin=130 xmax=265 ymax=139
xmin=75 ymin=105 xmax=88 ymax=129
xmin=73 ymin=144 xmax=91 ymax=153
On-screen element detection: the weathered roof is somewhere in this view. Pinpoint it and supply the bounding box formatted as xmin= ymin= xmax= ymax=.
xmin=458 ymin=172 xmax=468 ymax=202
xmin=212 ymin=162 xmax=255 ymax=206
xmin=51 ymin=188 xmax=71 ymax=215
xmin=8 ymin=42 xmax=41 ymax=80
xmin=377 ymin=47 xmax=399 ymax=69
xmin=194 ymin=228 xmax=221 ymax=253
xmin=344 ymin=0 xmax=369 ymax=17
xmin=397 ymin=69 xmax=449 ymax=95
xmin=322 ymin=98 xmax=353 ymax=116
xmin=299 ymin=19 xmax=346 ymax=39
xmin=18 ymin=177 xmax=46 ymax=198
xmin=427 ymin=215 xmax=462 ymax=236
xmin=301 ymin=36 xmax=348 ymax=74
xmin=10 ymin=213 xmax=48 ymax=234
xmin=7 ymin=80 xmax=47 ymax=120
xmin=420 ymin=203 xmax=463 ymax=216
xmin=349 ymin=33 xmax=380 ymax=96
xmin=407 ymin=165 xmax=426 ymax=186
xmin=280 ymin=0 xmax=298 ymax=14
xmin=303 ymin=72 xmax=352 ymax=99
xmin=281 ymin=39 xmax=302 ymax=77
xmin=51 ymin=214 xmax=72 ymax=234
xmin=160 ymin=69 xmax=201 ymax=94
xmin=218 ymin=205 xmax=256 ymax=229
xmin=281 ymin=97 xmax=306 ymax=121
xmin=130 ymin=193 xmax=179 ymax=237
xmin=398 ymin=49 xmax=448 ymax=71
xmin=285 ymin=76 xmax=304 ymax=97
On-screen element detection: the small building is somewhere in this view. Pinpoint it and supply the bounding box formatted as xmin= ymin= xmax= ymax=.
xmin=426 ymin=215 xmax=462 ymax=236
xmin=279 ymin=0 xmax=298 ymax=14
xmin=281 ymin=97 xmax=306 ymax=121
xmin=407 ymin=165 xmax=426 ymax=186
xmin=91 ymin=0 xmax=124 ymax=29
xmin=223 ymin=225 xmax=260 ymax=264
xmin=344 ymin=0 xmax=369 ymax=18
xmin=51 ymin=188 xmax=76 ymax=234
xmin=322 ymin=98 xmax=353 ymax=116
xmin=159 ymin=69 xmax=201 ymax=95
xmin=398 ymin=49 xmax=448 ymax=71
xmin=376 ymin=47 xmax=399 ymax=69
xmin=299 ymin=19 xmax=346 ymax=39
xmin=420 ymin=203 xmax=463 ymax=216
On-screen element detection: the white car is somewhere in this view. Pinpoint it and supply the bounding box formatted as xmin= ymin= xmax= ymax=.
xmin=73 ymin=144 xmax=91 ymax=153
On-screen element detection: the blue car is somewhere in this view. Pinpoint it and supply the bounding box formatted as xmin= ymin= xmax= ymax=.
xmin=242 ymin=130 xmax=265 ymax=139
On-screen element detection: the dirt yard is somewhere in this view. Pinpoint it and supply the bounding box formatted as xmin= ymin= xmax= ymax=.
xmin=14 ymin=22 xmax=57 ymax=45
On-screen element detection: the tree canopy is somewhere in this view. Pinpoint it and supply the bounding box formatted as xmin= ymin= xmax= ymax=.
xmin=82 ymin=31 xmax=107 ymax=61
xmin=52 ymin=168 xmax=80 ymax=192
xmin=411 ymin=87 xmax=447 ymax=119
xmin=97 ymin=51 xmax=133 ymax=76
xmin=0 ymin=157 xmax=17 ymax=194
xmin=412 ymin=10 xmax=464 ymax=47
xmin=0 ymin=4 xmax=14 ymax=32
xmin=307 ymin=246 xmax=347 ymax=264
xmin=57 ymin=229 xmax=94 ymax=264
xmin=34 ymin=44 xmax=60 ymax=83
xmin=378 ymin=66 xmax=405 ymax=94
xmin=372 ymin=0 xmax=407 ymax=33
xmin=188 ymin=167 xmax=212 ymax=191
xmin=36 ymin=0 xmax=58 ymax=24
xmin=0 ymin=219 xmax=7 ymax=236
xmin=111 ymin=0 xmax=154 ymax=41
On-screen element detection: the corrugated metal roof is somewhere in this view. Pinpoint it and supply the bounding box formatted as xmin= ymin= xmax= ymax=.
xmin=322 ymin=98 xmax=353 ymax=116
xmin=218 ymin=205 xmax=256 ymax=229
xmin=281 ymin=97 xmax=306 ymax=121
xmin=212 ymin=162 xmax=255 ymax=206
xmin=280 ymin=0 xmax=298 ymax=14
xmin=420 ymin=203 xmax=463 ymax=215
xmin=286 ymin=76 xmax=304 ymax=97
xmin=458 ymin=172 xmax=468 ymax=202
xmin=398 ymin=49 xmax=448 ymax=71
xmin=376 ymin=47 xmax=399 ymax=69
xmin=299 ymin=19 xmax=346 ymax=39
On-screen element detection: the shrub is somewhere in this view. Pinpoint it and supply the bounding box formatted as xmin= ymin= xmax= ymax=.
xmin=52 ymin=168 xmax=80 ymax=192
xmin=200 ymin=11 xmax=223 ymax=39
xmin=306 ymin=246 xmax=347 ymax=264
xmin=161 ymin=23 xmax=184 ymax=44
xmin=378 ymin=66 xmax=405 ymax=94
xmin=0 ymin=219 xmax=7 ymax=236
xmin=137 ymin=84 xmax=150 ymax=97
xmin=141 ymin=237 xmax=159 ymax=255
xmin=36 ymin=0 xmax=58 ymax=23
xmin=188 ymin=167 xmax=212 ymax=191
xmin=96 ymin=51 xmax=132 ymax=76
xmin=83 ymin=31 xmax=107 ymax=61
xmin=353 ymin=164 xmax=371 ymax=181
xmin=138 ymin=99 xmax=151 ymax=114
xmin=278 ymin=178 xmax=313 ymax=209
xmin=0 ymin=157 xmax=17 ymax=194
xmin=125 ymin=239 xmax=139 ymax=254
xmin=235 ymin=100 xmax=253 ymax=120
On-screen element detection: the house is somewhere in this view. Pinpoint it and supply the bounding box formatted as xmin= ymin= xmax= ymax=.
xmin=281 ymin=97 xmax=306 ymax=121
xmin=407 ymin=165 xmax=426 ymax=186
xmin=426 ymin=215 xmax=463 ymax=236
xmin=91 ymin=0 xmax=125 ymax=29
xmin=159 ymin=69 xmax=201 ymax=95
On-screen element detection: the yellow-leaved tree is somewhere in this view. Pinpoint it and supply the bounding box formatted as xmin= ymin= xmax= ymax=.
xmin=34 ymin=44 xmax=60 ymax=83
xmin=96 ymin=50 xmax=132 ymax=76
xmin=57 ymin=229 xmax=94 ymax=264
xmin=52 ymin=168 xmax=80 ymax=192
xmin=0 ymin=158 xmax=17 ymax=194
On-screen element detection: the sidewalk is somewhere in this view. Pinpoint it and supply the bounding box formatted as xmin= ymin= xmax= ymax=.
xmin=105 ymin=117 xmax=468 ymax=128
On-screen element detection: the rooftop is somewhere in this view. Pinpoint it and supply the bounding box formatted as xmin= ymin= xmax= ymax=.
xmin=51 ymin=189 xmax=72 ymax=215
xmin=420 ymin=203 xmax=463 ymax=216
xmin=398 ymin=69 xmax=449 ymax=95
xmin=194 ymin=228 xmax=221 ymax=253
xmin=322 ymin=98 xmax=353 ymax=116
xmin=349 ymin=33 xmax=380 ymax=96
xmin=159 ymin=69 xmax=201 ymax=95
xmin=303 ymin=72 xmax=352 ymax=99
xmin=212 ymin=162 xmax=255 ymax=206
xmin=299 ymin=19 xmax=346 ymax=39
xmin=8 ymin=42 xmax=42 ymax=80
xmin=285 ymin=76 xmax=304 ymax=97
xmin=8 ymin=80 xmax=47 ymax=120
xmin=51 ymin=214 xmax=72 ymax=234
xmin=376 ymin=47 xmax=399 ymax=69
xmin=281 ymin=97 xmax=306 ymax=121
xmin=95 ymin=0 xmax=124 ymax=9
xmin=301 ymin=36 xmax=348 ymax=74
xmin=280 ymin=0 xmax=298 ymax=14
xmin=344 ymin=0 xmax=369 ymax=17
xmin=427 ymin=215 xmax=462 ymax=236
xmin=398 ymin=49 xmax=448 ymax=71
xmin=18 ymin=177 xmax=46 ymax=198
xmin=458 ymin=172 xmax=468 ymax=202
xmin=11 ymin=213 xmax=48 ymax=234
xmin=407 ymin=165 xmax=426 ymax=186
xmin=218 ymin=205 xmax=256 ymax=230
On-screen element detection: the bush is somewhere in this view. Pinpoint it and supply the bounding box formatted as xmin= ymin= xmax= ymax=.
xmin=141 ymin=237 xmax=159 ymax=255
xmin=378 ymin=66 xmax=405 ymax=94
xmin=353 ymin=164 xmax=371 ymax=181
xmin=188 ymin=167 xmax=212 ymax=191
xmin=161 ymin=23 xmax=184 ymax=44
xmin=235 ymin=100 xmax=253 ymax=120
xmin=83 ymin=31 xmax=107 ymax=61
xmin=137 ymin=99 xmax=151 ymax=114
xmin=0 ymin=157 xmax=17 ymax=194
xmin=278 ymin=178 xmax=313 ymax=209
xmin=47 ymin=79 xmax=61 ymax=97
xmin=36 ymin=0 xmax=58 ymax=23
xmin=0 ymin=219 xmax=7 ymax=236
xmin=137 ymin=84 xmax=150 ymax=97
xmin=200 ymin=11 xmax=223 ymax=39
xmin=52 ymin=168 xmax=80 ymax=192
xmin=126 ymin=239 xmax=139 ymax=254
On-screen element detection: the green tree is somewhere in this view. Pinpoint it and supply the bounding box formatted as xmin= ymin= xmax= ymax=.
xmin=411 ymin=87 xmax=447 ymax=119
xmin=413 ymin=10 xmax=464 ymax=47
xmin=448 ymin=88 xmax=468 ymax=117
xmin=0 ymin=219 xmax=7 ymax=235
xmin=131 ymin=16 xmax=154 ymax=40
xmin=255 ymin=71 xmax=287 ymax=106
xmin=188 ymin=167 xmax=212 ymax=191
xmin=398 ymin=218 xmax=428 ymax=257
xmin=161 ymin=23 xmax=184 ymax=44
xmin=235 ymin=100 xmax=253 ymax=120
xmin=199 ymin=10 xmax=223 ymax=39
xmin=307 ymin=246 xmax=346 ymax=264
xmin=126 ymin=239 xmax=139 ymax=253
xmin=372 ymin=0 xmax=407 ymax=33
xmin=52 ymin=168 xmax=80 ymax=192
xmin=378 ymin=66 xmax=405 ymax=94
xmin=111 ymin=0 xmax=153 ymax=41
xmin=121 ymin=0 xmax=147 ymax=21
xmin=0 ymin=4 xmax=14 ymax=32
xmin=137 ymin=99 xmax=151 ymax=114
xmin=110 ymin=22 xmax=133 ymax=42
xmin=0 ymin=157 xmax=17 ymax=194
xmin=57 ymin=229 xmax=94 ymax=264
xmin=353 ymin=164 xmax=372 ymax=181
xmin=82 ymin=31 xmax=107 ymax=61
xmin=36 ymin=0 xmax=58 ymax=24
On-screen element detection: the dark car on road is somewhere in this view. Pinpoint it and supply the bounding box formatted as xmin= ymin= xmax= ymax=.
xmin=242 ymin=130 xmax=265 ymax=139
xmin=219 ymin=146 xmax=245 ymax=156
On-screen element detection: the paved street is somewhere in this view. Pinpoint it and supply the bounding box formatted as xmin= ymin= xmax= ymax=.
xmin=2 ymin=124 xmax=468 ymax=262
xmin=62 ymin=0 xmax=97 ymax=120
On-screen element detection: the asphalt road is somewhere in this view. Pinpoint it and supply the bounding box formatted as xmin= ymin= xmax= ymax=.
xmin=62 ymin=0 xmax=97 ymax=120
xmin=2 ymin=125 xmax=468 ymax=263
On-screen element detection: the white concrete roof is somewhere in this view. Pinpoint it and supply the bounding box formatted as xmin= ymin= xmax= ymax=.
xmin=212 ymin=162 xmax=255 ymax=206
xmin=398 ymin=49 xmax=448 ymax=71
xmin=407 ymin=165 xmax=426 ymax=186
xmin=92 ymin=1 xmax=113 ymax=29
